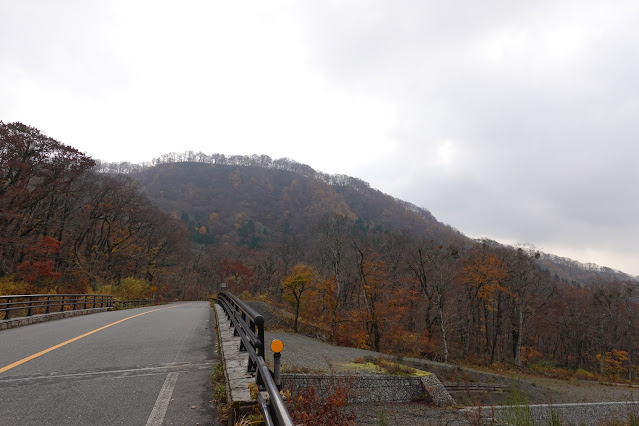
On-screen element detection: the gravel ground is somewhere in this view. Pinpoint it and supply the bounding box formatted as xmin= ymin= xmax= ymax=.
xmin=264 ymin=330 xmax=388 ymax=374
xmin=247 ymin=301 xmax=639 ymax=425
xmin=252 ymin=300 xmax=414 ymax=374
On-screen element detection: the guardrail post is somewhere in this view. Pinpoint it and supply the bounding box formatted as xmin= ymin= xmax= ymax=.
xmin=4 ymin=298 xmax=11 ymax=320
xmin=60 ymin=295 xmax=65 ymax=312
xmin=239 ymin=315 xmax=248 ymax=352
xmin=274 ymin=352 xmax=282 ymax=391
xmin=45 ymin=296 xmax=51 ymax=314
xmin=245 ymin=318 xmax=255 ymax=372
xmin=27 ymin=296 xmax=33 ymax=317
xmin=255 ymin=315 xmax=265 ymax=388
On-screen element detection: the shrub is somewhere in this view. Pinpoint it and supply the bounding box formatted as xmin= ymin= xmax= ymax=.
xmin=211 ymin=363 xmax=228 ymax=405
xmin=529 ymin=361 xmax=574 ymax=380
xmin=96 ymin=277 xmax=151 ymax=300
xmin=286 ymin=382 xmax=356 ymax=426
xmin=213 ymin=383 xmax=227 ymax=404
xmin=574 ymin=368 xmax=597 ymax=381
xmin=503 ymin=380 xmax=533 ymax=426
xmin=0 ymin=276 xmax=33 ymax=295
xmin=117 ymin=277 xmax=151 ymax=300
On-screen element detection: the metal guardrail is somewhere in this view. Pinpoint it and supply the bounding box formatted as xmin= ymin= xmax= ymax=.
xmin=0 ymin=294 xmax=114 ymax=320
xmin=444 ymin=383 xmax=507 ymax=392
xmin=217 ymin=291 xmax=294 ymax=426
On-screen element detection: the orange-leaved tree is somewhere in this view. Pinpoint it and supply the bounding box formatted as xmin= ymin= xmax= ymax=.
xmin=15 ymin=236 xmax=63 ymax=292
xmin=282 ymin=264 xmax=317 ymax=332
xmin=462 ymin=245 xmax=509 ymax=363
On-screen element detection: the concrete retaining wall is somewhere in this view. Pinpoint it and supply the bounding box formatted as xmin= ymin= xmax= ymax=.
xmin=0 ymin=308 xmax=109 ymax=330
xmin=466 ymin=401 xmax=639 ymax=425
xmin=282 ymin=373 xmax=454 ymax=406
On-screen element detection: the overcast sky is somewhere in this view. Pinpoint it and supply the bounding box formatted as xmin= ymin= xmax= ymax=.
xmin=2 ymin=0 xmax=638 ymax=276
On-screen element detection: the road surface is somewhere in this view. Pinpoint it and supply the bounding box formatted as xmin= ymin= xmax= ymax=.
xmin=0 ymin=302 xmax=217 ymax=425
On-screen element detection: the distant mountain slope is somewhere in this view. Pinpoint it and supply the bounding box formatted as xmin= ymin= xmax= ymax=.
xmin=100 ymin=153 xmax=636 ymax=285
xmin=537 ymin=252 xmax=637 ymax=285
xmin=128 ymin=161 xmax=461 ymax=247
xmin=479 ymin=238 xmax=636 ymax=285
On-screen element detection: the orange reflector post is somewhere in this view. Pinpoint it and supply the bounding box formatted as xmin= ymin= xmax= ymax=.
xmin=271 ymin=339 xmax=284 ymax=353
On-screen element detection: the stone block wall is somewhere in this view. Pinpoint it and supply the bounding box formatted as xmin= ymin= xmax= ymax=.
xmin=282 ymin=373 xmax=455 ymax=405
xmin=0 ymin=308 xmax=109 ymax=330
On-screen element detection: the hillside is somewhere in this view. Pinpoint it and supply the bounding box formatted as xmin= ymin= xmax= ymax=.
xmin=109 ymin=156 xmax=636 ymax=285
xmin=126 ymin=161 xmax=462 ymax=249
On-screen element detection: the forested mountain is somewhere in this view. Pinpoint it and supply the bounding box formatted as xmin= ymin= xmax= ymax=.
xmin=5 ymin=123 xmax=639 ymax=378
xmin=128 ymin=161 xmax=459 ymax=249
xmin=111 ymin=152 xmax=639 ymax=376
xmin=106 ymin=154 xmax=635 ymax=286
xmin=537 ymin=252 xmax=637 ymax=285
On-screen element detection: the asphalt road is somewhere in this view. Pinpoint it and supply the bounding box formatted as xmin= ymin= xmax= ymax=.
xmin=0 ymin=302 xmax=217 ymax=426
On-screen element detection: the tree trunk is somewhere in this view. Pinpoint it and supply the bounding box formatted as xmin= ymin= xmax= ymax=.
xmin=490 ymin=294 xmax=502 ymax=364
xmin=483 ymin=302 xmax=491 ymax=360
xmin=599 ymin=313 xmax=606 ymax=375
xmin=294 ymin=295 xmax=301 ymax=332
xmin=629 ymin=347 xmax=633 ymax=383
xmin=515 ymin=302 xmax=524 ymax=367
xmin=462 ymin=313 xmax=470 ymax=358
xmin=437 ymin=292 xmax=448 ymax=363
xmin=371 ymin=320 xmax=381 ymax=353
xmin=330 ymin=307 xmax=337 ymax=341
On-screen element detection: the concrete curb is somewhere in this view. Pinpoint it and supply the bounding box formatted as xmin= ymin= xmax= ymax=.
xmin=214 ymin=303 xmax=266 ymax=425
xmin=211 ymin=302 xmax=233 ymax=405
xmin=214 ymin=304 xmax=256 ymax=403
xmin=0 ymin=307 xmax=110 ymax=331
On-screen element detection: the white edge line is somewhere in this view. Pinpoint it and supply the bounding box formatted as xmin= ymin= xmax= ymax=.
xmin=146 ymin=372 xmax=179 ymax=426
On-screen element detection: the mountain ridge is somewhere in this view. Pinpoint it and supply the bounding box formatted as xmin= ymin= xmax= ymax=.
xmin=96 ymin=152 xmax=637 ymax=284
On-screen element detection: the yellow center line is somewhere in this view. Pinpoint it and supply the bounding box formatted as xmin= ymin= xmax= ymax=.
xmin=0 ymin=305 xmax=179 ymax=375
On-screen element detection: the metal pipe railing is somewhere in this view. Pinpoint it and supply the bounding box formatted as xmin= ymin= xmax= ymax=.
xmin=217 ymin=291 xmax=293 ymax=426
xmin=0 ymin=294 xmax=114 ymax=320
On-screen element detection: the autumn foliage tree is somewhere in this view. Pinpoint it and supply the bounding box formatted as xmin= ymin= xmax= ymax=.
xmin=0 ymin=121 xmax=94 ymax=277
xmin=217 ymin=258 xmax=255 ymax=293
xmin=282 ymin=264 xmax=317 ymax=332
xmin=15 ymin=236 xmax=63 ymax=290
xmin=0 ymin=122 xmax=193 ymax=298
xmin=462 ymin=245 xmax=510 ymax=363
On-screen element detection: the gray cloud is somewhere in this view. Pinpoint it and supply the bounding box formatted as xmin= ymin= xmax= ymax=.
xmin=301 ymin=0 xmax=639 ymax=274
xmin=1 ymin=0 xmax=637 ymax=275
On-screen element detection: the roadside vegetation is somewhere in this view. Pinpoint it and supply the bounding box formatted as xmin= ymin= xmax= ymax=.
xmin=0 ymin=121 xmax=195 ymax=301
xmin=348 ymin=356 xmax=429 ymax=376
xmin=210 ymin=362 xmax=229 ymax=423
